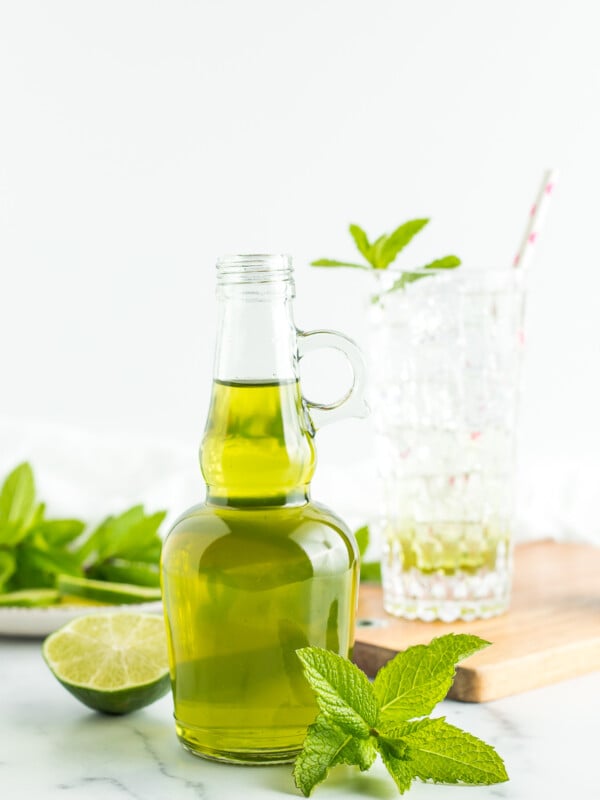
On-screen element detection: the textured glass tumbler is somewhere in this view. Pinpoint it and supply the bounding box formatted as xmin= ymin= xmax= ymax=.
xmin=369 ymin=269 xmax=526 ymax=622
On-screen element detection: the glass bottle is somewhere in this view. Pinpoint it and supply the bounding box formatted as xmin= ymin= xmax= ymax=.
xmin=161 ymin=254 xmax=367 ymax=764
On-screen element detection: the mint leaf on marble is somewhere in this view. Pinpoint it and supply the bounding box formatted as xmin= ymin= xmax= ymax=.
xmin=377 ymin=736 xmax=414 ymax=794
xmin=374 ymin=633 xmax=489 ymax=725
xmin=380 ymin=717 xmax=508 ymax=789
xmin=293 ymin=715 xmax=377 ymax=796
xmin=294 ymin=636 xmax=507 ymax=796
xmin=296 ymin=647 xmax=378 ymax=738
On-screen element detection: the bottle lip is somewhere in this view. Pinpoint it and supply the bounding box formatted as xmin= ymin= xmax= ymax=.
xmin=216 ymin=254 xmax=293 ymax=284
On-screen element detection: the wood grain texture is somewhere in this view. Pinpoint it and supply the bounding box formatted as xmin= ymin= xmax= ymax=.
xmin=353 ymin=540 xmax=600 ymax=702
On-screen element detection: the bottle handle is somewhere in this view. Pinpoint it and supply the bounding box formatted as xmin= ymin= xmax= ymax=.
xmin=297 ymin=329 xmax=369 ymax=430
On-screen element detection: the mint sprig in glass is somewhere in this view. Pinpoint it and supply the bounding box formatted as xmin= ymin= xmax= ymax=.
xmin=311 ymin=219 xmax=461 ymax=299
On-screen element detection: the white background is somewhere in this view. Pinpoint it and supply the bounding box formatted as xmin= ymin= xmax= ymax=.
xmin=1 ymin=1 xmax=599 ymax=538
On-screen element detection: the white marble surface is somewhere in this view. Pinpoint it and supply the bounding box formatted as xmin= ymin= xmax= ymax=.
xmin=1 ymin=638 xmax=598 ymax=800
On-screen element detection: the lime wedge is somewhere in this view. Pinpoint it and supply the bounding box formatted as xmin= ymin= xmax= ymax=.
xmin=57 ymin=575 xmax=161 ymax=605
xmin=0 ymin=589 xmax=60 ymax=607
xmin=42 ymin=612 xmax=170 ymax=714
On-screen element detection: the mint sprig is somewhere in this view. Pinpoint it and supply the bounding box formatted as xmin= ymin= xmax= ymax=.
xmin=311 ymin=220 xmax=461 ymax=295
xmin=294 ymin=635 xmax=508 ymax=796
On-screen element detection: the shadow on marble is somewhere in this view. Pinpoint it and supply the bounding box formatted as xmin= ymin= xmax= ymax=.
xmin=316 ymin=766 xmax=396 ymax=798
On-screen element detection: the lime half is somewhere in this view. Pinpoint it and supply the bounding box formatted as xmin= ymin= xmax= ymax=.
xmin=57 ymin=574 xmax=161 ymax=605
xmin=42 ymin=612 xmax=170 ymax=714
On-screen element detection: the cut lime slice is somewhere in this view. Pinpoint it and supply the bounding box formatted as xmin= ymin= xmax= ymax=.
xmin=0 ymin=588 xmax=60 ymax=607
xmin=57 ymin=575 xmax=161 ymax=605
xmin=42 ymin=612 xmax=170 ymax=714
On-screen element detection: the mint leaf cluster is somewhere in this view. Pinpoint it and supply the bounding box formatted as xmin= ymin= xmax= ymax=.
xmin=311 ymin=219 xmax=461 ymax=295
xmin=294 ymin=634 xmax=508 ymax=796
xmin=0 ymin=463 xmax=85 ymax=591
xmin=0 ymin=462 xmax=165 ymax=601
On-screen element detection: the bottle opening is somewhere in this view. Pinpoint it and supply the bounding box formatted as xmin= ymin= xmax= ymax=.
xmin=216 ymin=254 xmax=293 ymax=285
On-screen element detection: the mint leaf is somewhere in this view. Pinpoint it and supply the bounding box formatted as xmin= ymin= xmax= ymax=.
xmin=338 ymin=735 xmax=377 ymax=771
xmin=296 ymin=647 xmax=378 ymax=737
xmin=0 ymin=549 xmax=16 ymax=589
xmin=354 ymin=525 xmax=382 ymax=582
xmin=29 ymin=519 xmax=86 ymax=548
xmin=349 ymin=224 xmax=371 ymax=262
xmin=294 ymin=715 xmax=378 ymax=796
xmin=0 ymin=463 xmax=37 ymax=546
xmin=311 ymin=258 xmax=369 ymax=269
xmin=379 ymin=254 xmax=462 ymax=296
xmin=77 ymin=506 xmax=165 ymax=565
xmin=377 ymin=738 xmax=414 ymax=794
xmin=387 ymin=255 xmax=460 ymax=292
xmin=294 ymin=716 xmax=352 ymax=796
xmin=12 ymin=536 xmax=84 ymax=589
xmin=24 ymin=532 xmax=83 ymax=576
xmin=382 ymin=717 xmax=508 ymax=786
xmin=386 ymin=270 xmax=433 ymax=294
xmin=376 ymin=219 xmax=429 ymax=269
xmin=354 ymin=525 xmax=369 ymax=558
xmin=374 ymin=634 xmax=489 ymax=725
xmin=360 ymin=560 xmax=381 ymax=582
xmin=419 ymin=255 xmax=461 ymax=271
xmin=96 ymin=505 xmax=145 ymax=560
xmin=0 ymin=462 xmax=35 ymax=522
xmin=113 ymin=511 xmax=166 ymax=561
xmin=368 ymin=234 xmax=388 ymax=268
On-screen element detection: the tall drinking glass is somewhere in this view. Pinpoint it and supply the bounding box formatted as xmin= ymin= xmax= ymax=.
xmin=369 ymin=268 xmax=526 ymax=622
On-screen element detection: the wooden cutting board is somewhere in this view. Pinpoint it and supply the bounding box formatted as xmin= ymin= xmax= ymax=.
xmin=354 ymin=540 xmax=600 ymax=702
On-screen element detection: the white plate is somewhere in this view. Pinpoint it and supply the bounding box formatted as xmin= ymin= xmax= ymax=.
xmin=0 ymin=601 xmax=164 ymax=638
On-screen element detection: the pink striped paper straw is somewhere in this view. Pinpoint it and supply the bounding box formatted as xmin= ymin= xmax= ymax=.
xmin=513 ymin=169 xmax=558 ymax=269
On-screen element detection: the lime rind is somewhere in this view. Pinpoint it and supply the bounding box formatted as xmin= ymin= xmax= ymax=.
xmin=54 ymin=675 xmax=171 ymax=715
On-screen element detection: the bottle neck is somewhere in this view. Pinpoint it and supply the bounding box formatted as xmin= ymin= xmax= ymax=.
xmin=201 ymin=255 xmax=315 ymax=508
xmin=213 ymin=282 xmax=297 ymax=384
